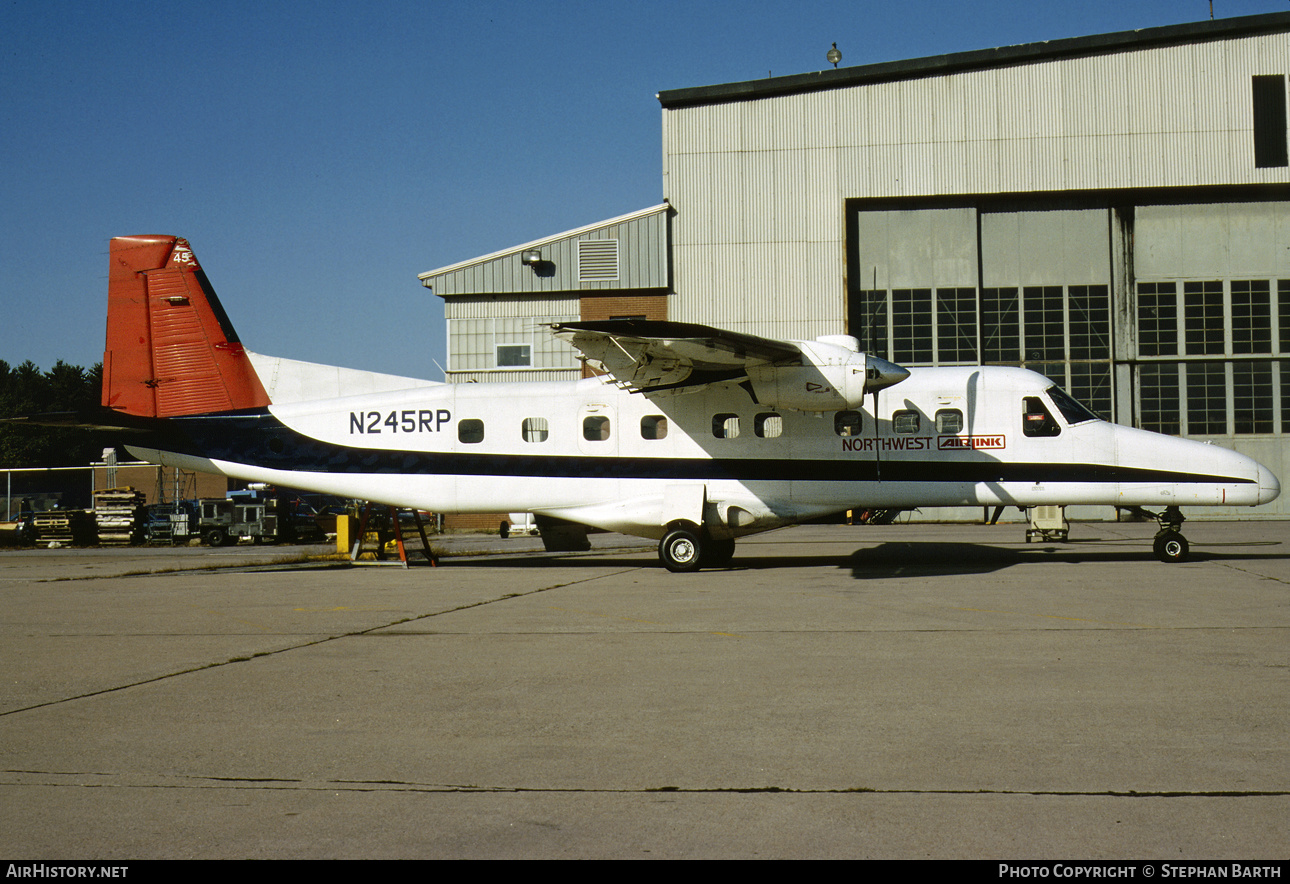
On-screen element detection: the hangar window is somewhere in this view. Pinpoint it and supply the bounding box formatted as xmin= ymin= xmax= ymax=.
xmin=1068 ymin=364 xmax=1112 ymax=420
xmin=522 ymin=417 xmax=548 ymax=442
xmin=893 ymin=410 xmax=921 ymax=434
xmin=891 ymin=289 xmax=933 ymax=363
xmin=641 ymin=415 xmax=668 ymax=440
xmin=936 ymin=288 xmax=977 ymax=363
xmin=1023 ymin=287 xmax=1065 ymax=362
xmin=1231 ymin=281 xmax=1272 ymax=354
xmin=850 ymin=289 xmax=889 ymax=358
xmin=981 ymin=288 xmax=1021 ymax=363
xmin=1068 ymin=286 xmax=1111 ymax=361
xmin=1186 ymin=363 xmax=1227 ymax=434
xmin=1184 ymin=282 xmax=1224 ymax=355
xmin=935 ymin=409 xmax=963 ymax=434
xmin=1022 ymin=397 xmax=1060 ymax=437
xmin=1280 ymin=281 xmax=1290 ymax=353
xmin=1233 ymin=361 xmax=1274 ymax=434
xmin=1281 ymin=363 xmax=1290 ymax=431
xmin=1137 ymin=283 xmax=1178 ymax=356
xmin=583 ymin=415 xmax=611 ymax=442
xmin=1253 ymin=75 xmax=1288 ymax=169
xmin=458 ymin=419 xmax=485 ymax=444
xmin=1138 ymin=364 xmax=1181 ymax=435
xmin=712 ymin=414 xmax=740 ymax=439
xmin=754 ymin=413 xmax=783 ymax=438
xmin=834 ymin=411 xmax=862 ymax=437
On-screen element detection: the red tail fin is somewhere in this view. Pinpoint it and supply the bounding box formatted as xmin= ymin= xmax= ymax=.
xmin=103 ymin=236 xmax=270 ymax=417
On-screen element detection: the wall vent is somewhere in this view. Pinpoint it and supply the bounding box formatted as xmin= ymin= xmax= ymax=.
xmin=578 ymin=239 xmax=619 ymax=281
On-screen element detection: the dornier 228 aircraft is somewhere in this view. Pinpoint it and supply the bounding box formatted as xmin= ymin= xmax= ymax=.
xmin=63 ymin=235 xmax=1280 ymax=571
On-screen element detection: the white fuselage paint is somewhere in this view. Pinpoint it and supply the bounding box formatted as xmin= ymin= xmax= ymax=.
xmin=128 ymin=365 xmax=1279 ymax=541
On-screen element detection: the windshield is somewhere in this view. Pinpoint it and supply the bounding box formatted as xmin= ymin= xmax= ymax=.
xmin=1045 ymin=385 xmax=1101 ymax=425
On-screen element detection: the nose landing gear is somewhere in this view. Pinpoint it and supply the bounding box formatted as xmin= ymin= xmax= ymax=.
xmin=1149 ymin=506 xmax=1190 ymax=563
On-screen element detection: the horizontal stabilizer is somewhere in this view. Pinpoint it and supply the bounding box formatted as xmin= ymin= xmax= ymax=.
xmin=3 ymin=409 xmax=166 ymax=433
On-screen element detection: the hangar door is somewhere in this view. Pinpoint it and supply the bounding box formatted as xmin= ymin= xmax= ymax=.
xmin=1132 ymin=202 xmax=1290 ymax=438
xmin=850 ymin=206 xmax=1114 ymax=418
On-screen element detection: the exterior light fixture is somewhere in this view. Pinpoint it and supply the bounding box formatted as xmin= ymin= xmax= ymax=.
xmin=521 ymin=249 xmax=543 ymax=266
xmin=827 ymin=42 xmax=841 ymax=68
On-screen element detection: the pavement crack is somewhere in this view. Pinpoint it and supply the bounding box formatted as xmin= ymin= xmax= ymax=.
xmin=2 ymin=774 xmax=1285 ymax=799
xmin=0 ymin=568 xmax=645 ymax=718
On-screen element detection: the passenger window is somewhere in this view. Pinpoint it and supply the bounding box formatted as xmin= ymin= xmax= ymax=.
xmin=458 ymin=419 xmax=485 ymax=444
xmin=1022 ymin=397 xmax=1060 ymax=437
xmin=893 ymin=410 xmax=920 ymax=434
xmin=522 ymin=417 xmax=548 ymax=442
xmin=834 ymin=411 xmax=862 ymax=437
xmin=935 ymin=409 xmax=964 ymax=434
xmin=754 ymin=413 xmax=783 ymax=438
xmin=583 ymin=415 xmax=611 ymax=441
xmin=713 ymin=414 xmax=740 ymax=439
xmin=641 ymin=415 xmax=668 ymax=440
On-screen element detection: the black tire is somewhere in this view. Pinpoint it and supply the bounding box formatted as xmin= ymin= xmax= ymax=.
xmin=1153 ymin=531 xmax=1189 ymax=563
xmin=659 ymin=527 xmax=703 ymax=572
xmin=700 ymin=536 xmax=736 ymax=568
xmin=204 ymin=528 xmax=228 ymax=548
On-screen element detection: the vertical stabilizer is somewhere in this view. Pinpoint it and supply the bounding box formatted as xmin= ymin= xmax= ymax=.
xmin=103 ymin=235 xmax=270 ymax=417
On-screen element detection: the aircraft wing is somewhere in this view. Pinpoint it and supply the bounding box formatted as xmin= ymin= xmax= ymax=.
xmin=549 ymin=320 xmax=807 ymax=391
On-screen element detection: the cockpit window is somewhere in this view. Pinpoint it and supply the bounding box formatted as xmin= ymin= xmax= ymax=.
xmin=1046 ymin=386 xmax=1101 ymax=425
xmin=1022 ymin=397 xmax=1060 ymax=437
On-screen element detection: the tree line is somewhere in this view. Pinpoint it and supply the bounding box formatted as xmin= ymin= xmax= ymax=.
xmin=0 ymin=360 xmax=114 ymax=467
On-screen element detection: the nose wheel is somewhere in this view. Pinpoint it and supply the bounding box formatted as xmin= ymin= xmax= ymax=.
xmin=1153 ymin=530 xmax=1189 ymax=563
xmin=1150 ymin=506 xmax=1190 ymax=563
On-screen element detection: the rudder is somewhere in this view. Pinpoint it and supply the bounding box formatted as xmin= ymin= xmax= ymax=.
xmin=103 ymin=235 xmax=270 ymax=417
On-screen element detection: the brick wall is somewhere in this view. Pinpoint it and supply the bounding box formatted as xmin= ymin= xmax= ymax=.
xmin=579 ymin=293 xmax=668 ymax=322
xmin=579 ymin=293 xmax=669 ymax=377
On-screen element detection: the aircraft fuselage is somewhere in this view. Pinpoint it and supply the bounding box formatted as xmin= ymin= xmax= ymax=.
xmin=128 ymin=363 xmax=1279 ymax=541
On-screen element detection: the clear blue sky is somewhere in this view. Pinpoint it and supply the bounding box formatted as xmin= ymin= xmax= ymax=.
xmin=2 ymin=0 xmax=1284 ymax=381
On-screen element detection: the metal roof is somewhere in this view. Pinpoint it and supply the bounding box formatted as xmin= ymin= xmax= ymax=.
xmin=657 ymin=11 xmax=1290 ymax=109
xmin=418 ymin=203 xmax=670 ymax=297
xmin=419 ymin=203 xmax=669 ymax=281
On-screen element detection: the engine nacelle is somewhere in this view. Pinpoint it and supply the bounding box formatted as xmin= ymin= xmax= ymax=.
xmin=745 ymin=339 xmax=908 ymax=412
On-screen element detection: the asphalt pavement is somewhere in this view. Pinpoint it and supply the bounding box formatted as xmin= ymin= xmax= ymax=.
xmin=1 ymin=520 xmax=1286 ymax=858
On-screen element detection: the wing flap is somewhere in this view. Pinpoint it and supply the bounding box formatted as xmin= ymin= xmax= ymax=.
xmin=549 ymin=320 xmax=803 ymax=391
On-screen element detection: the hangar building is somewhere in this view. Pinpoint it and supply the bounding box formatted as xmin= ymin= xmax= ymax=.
xmin=419 ymin=12 xmax=1290 ymax=517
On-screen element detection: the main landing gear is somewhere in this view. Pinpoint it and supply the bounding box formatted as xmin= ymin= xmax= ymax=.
xmin=658 ymin=523 xmax=736 ymax=572
xmin=1149 ymin=505 xmax=1190 ymax=563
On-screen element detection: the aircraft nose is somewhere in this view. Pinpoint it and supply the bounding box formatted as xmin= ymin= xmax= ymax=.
xmin=866 ymin=355 xmax=911 ymax=393
xmin=1258 ymin=463 xmax=1281 ymax=505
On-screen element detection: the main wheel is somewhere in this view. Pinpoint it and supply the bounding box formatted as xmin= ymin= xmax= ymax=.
xmin=700 ymin=536 xmax=736 ymax=568
xmin=1153 ymin=531 xmax=1189 ymax=563
xmin=659 ymin=527 xmax=703 ymax=572
xmin=204 ymin=527 xmax=228 ymax=548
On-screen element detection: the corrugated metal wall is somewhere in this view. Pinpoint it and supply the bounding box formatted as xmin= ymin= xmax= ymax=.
xmin=444 ymin=295 xmax=581 ymax=381
xmin=423 ymin=206 xmax=669 ymax=297
xmin=663 ymin=33 xmax=1290 ymax=339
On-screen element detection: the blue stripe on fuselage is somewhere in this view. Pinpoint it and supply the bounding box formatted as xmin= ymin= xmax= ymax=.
xmin=145 ymin=410 xmax=1254 ymax=486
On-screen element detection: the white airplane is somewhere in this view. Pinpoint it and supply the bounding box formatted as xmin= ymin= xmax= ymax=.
xmin=78 ymin=235 xmax=1279 ymax=570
